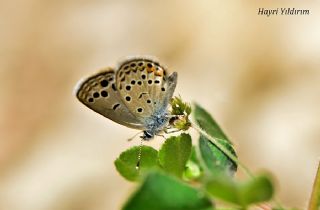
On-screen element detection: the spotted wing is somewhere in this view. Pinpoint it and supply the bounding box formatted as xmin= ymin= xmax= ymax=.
xmin=115 ymin=57 xmax=177 ymax=120
xmin=75 ymin=68 xmax=145 ymax=130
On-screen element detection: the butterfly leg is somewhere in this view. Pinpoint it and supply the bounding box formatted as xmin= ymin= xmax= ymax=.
xmin=166 ymin=114 xmax=185 ymax=118
xmin=164 ymin=127 xmax=180 ymax=134
xmin=156 ymin=134 xmax=166 ymax=140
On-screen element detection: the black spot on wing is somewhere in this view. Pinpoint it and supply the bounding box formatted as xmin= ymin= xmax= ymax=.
xmin=125 ymin=96 xmax=131 ymax=101
xmin=100 ymin=80 xmax=108 ymax=87
xmin=113 ymin=104 xmax=120 ymax=110
xmin=101 ymin=91 xmax=108 ymax=97
xmin=93 ymin=92 xmax=100 ymax=98
xmin=112 ymin=83 xmax=117 ymax=91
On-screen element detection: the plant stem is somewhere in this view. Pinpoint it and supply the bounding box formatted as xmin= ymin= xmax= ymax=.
xmin=190 ymin=120 xmax=254 ymax=178
xmin=308 ymin=161 xmax=320 ymax=210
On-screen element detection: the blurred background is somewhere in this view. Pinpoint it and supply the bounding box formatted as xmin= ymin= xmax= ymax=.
xmin=0 ymin=0 xmax=319 ymax=209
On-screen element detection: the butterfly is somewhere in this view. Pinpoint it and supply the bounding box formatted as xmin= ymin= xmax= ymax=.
xmin=75 ymin=56 xmax=178 ymax=140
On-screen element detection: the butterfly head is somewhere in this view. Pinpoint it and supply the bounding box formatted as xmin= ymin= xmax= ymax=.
xmin=141 ymin=130 xmax=154 ymax=140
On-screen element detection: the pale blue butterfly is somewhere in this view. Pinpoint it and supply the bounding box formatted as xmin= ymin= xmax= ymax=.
xmin=75 ymin=56 xmax=178 ymax=140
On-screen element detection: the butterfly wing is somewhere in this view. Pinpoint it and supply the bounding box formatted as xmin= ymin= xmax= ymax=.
xmin=159 ymin=71 xmax=178 ymax=110
xmin=75 ymin=68 xmax=145 ymax=130
xmin=115 ymin=57 xmax=177 ymax=121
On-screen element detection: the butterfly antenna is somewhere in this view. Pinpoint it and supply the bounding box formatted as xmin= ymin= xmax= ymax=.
xmin=136 ymin=138 xmax=143 ymax=170
xmin=128 ymin=131 xmax=143 ymax=141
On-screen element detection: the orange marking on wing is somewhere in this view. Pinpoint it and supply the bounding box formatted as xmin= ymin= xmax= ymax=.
xmin=147 ymin=67 xmax=155 ymax=73
xmin=155 ymin=69 xmax=163 ymax=76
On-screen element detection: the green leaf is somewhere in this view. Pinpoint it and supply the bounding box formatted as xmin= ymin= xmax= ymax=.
xmin=193 ymin=104 xmax=228 ymax=140
xmin=183 ymin=160 xmax=202 ymax=181
xmin=205 ymin=176 xmax=239 ymax=205
xmin=159 ymin=133 xmax=192 ymax=178
xmin=183 ymin=146 xmax=203 ymax=181
xmin=199 ymin=136 xmax=237 ymax=176
xmin=206 ymin=175 xmax=274 ymax=207
xmin=114 ymin=146 xmax=158 ymax=181
xmin=193 ymin=104 xmax=237 ymax=176
xmin=190 ymin=146 xmax=200 ymax=164
xmin=240 ymin=175 xmax=274 ymax=206
xmin=123 ymin=172 xmax=214 ymax=210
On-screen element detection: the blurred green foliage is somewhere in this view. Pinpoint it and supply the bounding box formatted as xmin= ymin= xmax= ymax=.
xmin=114 ymin=102 xmax=282 ymax=210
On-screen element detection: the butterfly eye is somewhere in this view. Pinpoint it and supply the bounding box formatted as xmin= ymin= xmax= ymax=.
xmin=143 ymin=131 xmax=152 ymax=139
xmin=148 ymin=80 xmax=153 ymax=84
xmin=126 ymin=85 xmax=131 ymax=91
